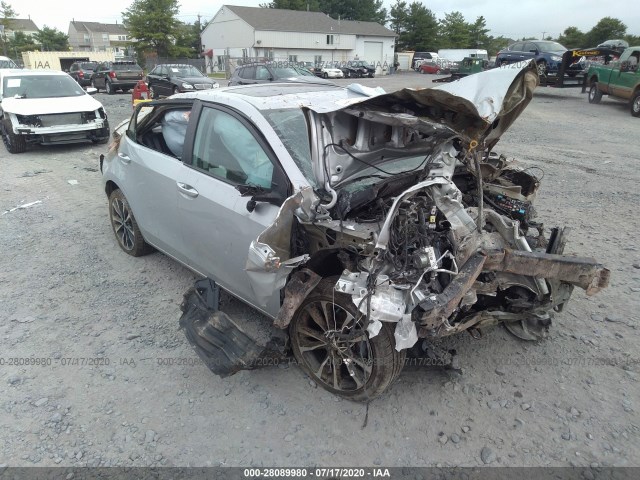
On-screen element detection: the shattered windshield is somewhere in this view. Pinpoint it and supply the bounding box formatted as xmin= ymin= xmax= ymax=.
xmin=2 ymin=74 xmax=85 ymax=99
xmin=262 ymin=108 xmax=317 ymax=187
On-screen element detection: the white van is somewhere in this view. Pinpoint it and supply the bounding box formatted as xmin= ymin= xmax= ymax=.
xmin=438 ymin=49 xmax=488 ymax=62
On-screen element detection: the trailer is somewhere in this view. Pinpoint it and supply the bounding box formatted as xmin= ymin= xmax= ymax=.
xmin=21 ymin=51 xmax=115 ymax=72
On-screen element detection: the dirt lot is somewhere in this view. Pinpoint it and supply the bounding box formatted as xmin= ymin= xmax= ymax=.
xmin=1 ymin=72 xmax=639 ymax=469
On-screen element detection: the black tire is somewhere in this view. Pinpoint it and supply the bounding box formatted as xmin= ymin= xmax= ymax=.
xmin=105 ymin=79 xmax=114 ymax=95
xmin=108 ymin=189 xmax=151 ymax=256
xmin=588 ymin=82 xmax=602 ymax=104
xmin=344 ymin=71 xmax=350 ymax=78
xmin=323 ymin=72 xmax=328 ymax=79
xmin=91 ymin=79 xmax=100 ymax=93
xmin=631 ymin=91 xmax=640 ymax=117
xmin=2 ymin=120 xmax=27 ymax=154
xmin=289 ymin=278 xmax=405 ymax=402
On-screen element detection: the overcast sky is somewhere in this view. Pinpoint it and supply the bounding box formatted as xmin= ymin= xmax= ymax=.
xmin=15 ymin=0 xmax=639 ymax=40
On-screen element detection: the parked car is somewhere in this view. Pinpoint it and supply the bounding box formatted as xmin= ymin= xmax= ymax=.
xmin=313 ymin=64 xmax=344 ymax=79
xmin=417 ymin=61 xmax=441 ymax=74
xmin=586 ymin=46 xmax=640 ymax=116
xmin=101 ymin=63 xmax=608 ymax=400
xmin=495 ymin=40 xmax=576 ymax=76
xmin=228 ymin=63 xmax=333 ymax=86
xmin=90 ymin=60 xmax=144 ymax=94
xmin=597 ymin=39 xmax=629 ymax=53
xmin=346 ymin=60 xmax=375 ymax=78
xmin=0 ymin=69 xmax=109 ymax=153
xmin=411 ymin=51 xmax=439 ymax=70
xmin=0 ymin=56 xmax=19 ymax=69
xmin=68 ymin=61 xmax=98 ymax=87
xmin=146 ymin=64 xmax=219 ymax=98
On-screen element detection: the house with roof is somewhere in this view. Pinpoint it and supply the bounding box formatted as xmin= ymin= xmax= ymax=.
xmin=3 ymin=17 xmax=39 ymax=39
xmin=200 ymin=5 xmax=396 ymax=74
xmin=68 ymin=21 xmax=133 ymax=57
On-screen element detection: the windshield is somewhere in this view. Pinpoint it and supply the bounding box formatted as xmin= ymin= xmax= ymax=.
xmin=262 ymin=108 xmax=316 ymax=187
xmin=2 ymin=74 xmax=86 ymax=99
xmin=534 ymin=41 xmax=566 ymax=52
xmin=273 ymin=67 xmax=302 ymax=78
xmin=170 ymin=65 xmax=204 ymax=77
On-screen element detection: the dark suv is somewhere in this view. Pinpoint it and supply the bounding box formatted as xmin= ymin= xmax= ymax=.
xmin=228 ymin=63 xmax=333 ymax=86
xmin=68 ymin=61 xmax=98 ymax=87
xmin=146 ymin=64 xmax=218 ymax=98
xmin=90 ymin=60 xmax=144 ymax=94
xmin=495 ymin=40 xmax=575 ymax=76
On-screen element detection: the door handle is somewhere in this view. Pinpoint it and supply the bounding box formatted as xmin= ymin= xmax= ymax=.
xmin=118 ymin=152 xmax=131 ymax=164
xmin=177 ymin=182 xmax=199 ymax=198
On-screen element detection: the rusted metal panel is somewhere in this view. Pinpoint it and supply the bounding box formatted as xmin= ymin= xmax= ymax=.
xmin=274 ymin=268 xmax=322 ymax=329
xmin=483 ymin=249 xmax=610 ymax=295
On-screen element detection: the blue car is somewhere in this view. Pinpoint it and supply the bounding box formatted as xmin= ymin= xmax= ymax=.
xmin=495 ymin=40 xmax=573 ymax=76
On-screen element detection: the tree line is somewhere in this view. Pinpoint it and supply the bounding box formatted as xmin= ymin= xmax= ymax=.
xmin=2 ymin=0 xmax=639 ymax=61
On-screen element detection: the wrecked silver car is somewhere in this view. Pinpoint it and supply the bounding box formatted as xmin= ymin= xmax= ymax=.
xmin=101 ymin=61 xmax=608 ymax=401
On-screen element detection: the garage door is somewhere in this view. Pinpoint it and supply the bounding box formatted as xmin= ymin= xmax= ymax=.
xmin=364 ymin=41 xmax=383 ymax=66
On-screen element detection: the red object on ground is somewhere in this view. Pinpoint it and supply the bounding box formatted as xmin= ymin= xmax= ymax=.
xmin=131 ymin=80 xmax=150 ymax=109
xmin=419 ymin=63 xmax=441 ymax=74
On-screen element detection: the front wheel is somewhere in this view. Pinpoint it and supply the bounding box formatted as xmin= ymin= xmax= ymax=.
xmin=289 ymin=278 xmax=405 ymax=402
xmin=2 ymin=120 xmax=27 ymax=154
xmin=631 ymin=91 xmax=640 ymax=117
xmin=108 ymin=189 xmax=151 ymax=256
xmin=536 ymin=60 xmax=547 ymax=77
xmin=588 ymin=82 xmax=602 ymax=104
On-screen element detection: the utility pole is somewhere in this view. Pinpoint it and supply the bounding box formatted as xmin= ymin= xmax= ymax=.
xmin=541 ymin=31 xmax=547 ymax=40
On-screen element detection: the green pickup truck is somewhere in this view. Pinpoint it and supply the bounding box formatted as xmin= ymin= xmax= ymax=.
xmin=586 ymin=46 xmax=640 ymax=116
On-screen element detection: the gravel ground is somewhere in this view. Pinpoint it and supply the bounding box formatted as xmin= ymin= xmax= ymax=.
xmin=1 ymin=71 xmax=639 ymax=469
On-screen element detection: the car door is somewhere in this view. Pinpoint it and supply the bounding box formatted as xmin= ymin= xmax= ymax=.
xmin=95 ymin=62 xmax=107 ymax=89
xmin=147 ymin=66 xmax=160 ymax=93
xmin=522 ymin=42 xmax=537 ymax=61
xmin=114 ymin=102 xmax=194 ymax=261
xmin=176 ymin=100 xmax=289 ymax=316
xmin=613 ymin=51 xmax=639 ymax=99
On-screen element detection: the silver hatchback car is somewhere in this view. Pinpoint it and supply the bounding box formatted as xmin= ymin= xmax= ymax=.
xmin=101 ymin=64 xmax=608 ymax=400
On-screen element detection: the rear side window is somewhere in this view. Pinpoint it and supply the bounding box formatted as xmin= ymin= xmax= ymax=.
xmin=510 ymin=43 xmax=524 ymax=52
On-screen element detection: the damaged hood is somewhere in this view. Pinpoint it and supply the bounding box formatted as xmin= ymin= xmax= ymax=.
xmin=310 ymin=61 xmax=538 ymax=187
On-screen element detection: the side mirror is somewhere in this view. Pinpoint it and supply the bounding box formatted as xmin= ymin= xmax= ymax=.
xmin=86 ymin=87 xmax=98 ymax=95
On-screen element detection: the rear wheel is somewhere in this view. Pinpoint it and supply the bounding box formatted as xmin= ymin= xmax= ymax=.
xmin=588 ymin=82 xmax=602 ymax=104
xmin=105 ymin=79 xmax=114 ymax=95
xmin=108 ymin=189 xmax=152 ymax=256
xmin=1 ymin=120 xmax=27 ymax=154
xmin=289 ymin=278 xmax=405 ymax=401
xmin=631 ymin=91 xmax=640 ymax=117
xmin=323 ymin=72 xmax=328 ymax=79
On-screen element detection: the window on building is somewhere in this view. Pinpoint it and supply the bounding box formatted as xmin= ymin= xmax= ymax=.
xmin=242 ymin=48 xmax=248 ymax=59
xmin=314 ymin=55 xmax=322 ymax=64
xmin=267 ymin=50 xmax=274 ymax=60
xmin=327 ymin=35 xmax=333 ymax=45
xmin=102 ymin=33 xmax=109 ymax=42
xmin=83 ymin=34 xmax=90 ymax=43
xmin=288 ymin=55 xmax=297 ymax=63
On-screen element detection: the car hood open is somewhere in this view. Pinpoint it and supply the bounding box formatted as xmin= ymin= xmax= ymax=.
xmin=308 ymin=61 xmax=538 ymax=188
xmin=2 ymin=95 xmax=103 ymax=116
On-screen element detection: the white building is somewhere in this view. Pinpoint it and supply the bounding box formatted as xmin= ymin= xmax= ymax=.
xmin=68 ymin=21 xmax=133 ymax=58
xmin=201 ymin=5 xmax=396 ymax=73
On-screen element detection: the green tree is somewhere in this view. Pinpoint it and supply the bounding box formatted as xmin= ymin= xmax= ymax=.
xmin=8 ymin=30 xmax=36 ymax=55
xmin=318 ymin=0 xmax=387 ymax=23
xmin=557 ymin=27 xmax=585 ymax=48
xmin=33 ymin=26 xmax=69 ymax=51
xmin=388 ymin=0 xmax=407 ymax=36
xmin=171 ymin=20 xmax=205 ymax=58
xmin=122 ymin=0 xmax=181 ymax=57
xmin=439 ymin=11 xmax=470 ymax=48
xmin=0 ymin=1 xmax=17 ymax=56
xmin=585 ymin=17 xmax=626 ymax=46
xmin=400 ymin=1 xmax=438 ymax=51
xmin=468 ymin=16 xmax=491 ymax=48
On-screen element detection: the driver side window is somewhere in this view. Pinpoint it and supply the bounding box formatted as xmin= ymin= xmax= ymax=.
xmin=190 ymin=107 xmax=275 ymax=189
